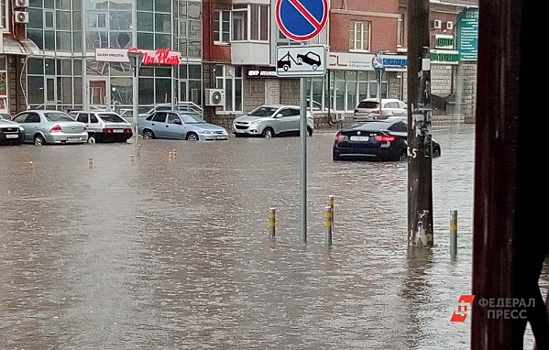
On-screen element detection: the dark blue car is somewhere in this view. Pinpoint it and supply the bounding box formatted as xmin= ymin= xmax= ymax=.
xmin=332 ymin=117 xmax=441 ymax=161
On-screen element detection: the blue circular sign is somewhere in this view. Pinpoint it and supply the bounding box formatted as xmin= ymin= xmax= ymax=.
xmin=275 ymin=0 xmax=328 ymax=41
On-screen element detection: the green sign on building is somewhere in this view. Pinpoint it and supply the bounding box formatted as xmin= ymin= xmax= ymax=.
xmin=457 ymin=8 xmax=479 ymax=61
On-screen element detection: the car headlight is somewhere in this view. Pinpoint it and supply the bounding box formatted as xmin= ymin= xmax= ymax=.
xmin=201 ymin=130 xmax=213 ymax=134
xmin=19 ymin=126 xmax=24 ymax=132
xmin=249 ymin=119 xmax=261 ymax=125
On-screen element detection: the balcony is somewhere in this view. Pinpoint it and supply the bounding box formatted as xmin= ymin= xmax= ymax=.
xmin=231 ymin=42 xmax=271 ymax=66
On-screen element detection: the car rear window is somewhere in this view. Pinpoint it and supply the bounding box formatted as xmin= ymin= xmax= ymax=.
xmin=99 ymin=114 xmax=126 ymax=122
xmin=357 ymin=101 xmax=379 ymax=109
xmin=45 ymin=113 xmax=74 ymax=122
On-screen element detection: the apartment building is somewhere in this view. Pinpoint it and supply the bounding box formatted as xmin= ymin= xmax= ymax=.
xmin=0 ymin=0 xmax=477 ymax=121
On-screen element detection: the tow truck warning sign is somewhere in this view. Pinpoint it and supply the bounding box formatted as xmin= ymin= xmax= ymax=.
xmin=276 ymin=45 xmax=327 ymax=77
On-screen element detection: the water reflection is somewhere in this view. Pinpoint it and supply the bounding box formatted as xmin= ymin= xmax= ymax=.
xmin=0 ymin=124 xmax=546 ymax=349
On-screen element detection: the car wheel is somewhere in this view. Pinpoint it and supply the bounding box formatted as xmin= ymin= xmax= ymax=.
xmin=297 ymin=57 xmax=303 ymax=64
xmin=307 ymin=127 xmax=313 ymax=137
xmin=34 ymin=135 xmax=45 ymax=146
xmin=433 ymin=148 xmax=441 ymax=157
xmin=312 ymin=64 xmax=318 ymax=71
xmin=87 ymin=134 xmax=96 ymax=144
xmin=186 ymin=132 xmax=199 ymax=141
xmin=262 ymin=128 xmax=274 ymax=138
xmin=398 ymin=152 xmax=407 ymax=161
xmin=143 ymin=130 xmax=155 ymax=139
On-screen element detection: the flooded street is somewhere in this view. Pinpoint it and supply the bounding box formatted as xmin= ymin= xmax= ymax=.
xmin=1 ymin=123 xmax=547 ymax=349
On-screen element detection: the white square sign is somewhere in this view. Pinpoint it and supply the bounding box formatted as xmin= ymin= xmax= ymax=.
xmin=276 ymin=45 xmax=327 ymax=77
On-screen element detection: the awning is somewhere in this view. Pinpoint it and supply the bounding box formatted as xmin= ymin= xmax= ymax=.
xmin=1 ymin=37 xmax=42 ymax=56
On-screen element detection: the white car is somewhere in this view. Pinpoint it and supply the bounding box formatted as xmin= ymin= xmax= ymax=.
xmin=232 ymin=104 xmax=314 ymax=138
xmin=354 ymin=98 xmax=407 ymax=118
xmin=69 ymin=111 xmax=133 ymax=143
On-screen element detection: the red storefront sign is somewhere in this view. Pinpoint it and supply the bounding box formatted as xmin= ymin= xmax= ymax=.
xmin=95 ymin=48 xmax=181 ymax=65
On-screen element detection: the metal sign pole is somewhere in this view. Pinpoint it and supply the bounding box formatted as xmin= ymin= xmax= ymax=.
xmin=299 ymin=77 xmax=308 ymax=243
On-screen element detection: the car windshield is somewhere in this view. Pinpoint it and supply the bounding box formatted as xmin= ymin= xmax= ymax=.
xmin=248 ymin=106 xmax=279 ymax=117
xmin=180 ymin=113 xmax=204 ymax=124
xmin=99 ymin=113 xmax=126 ymax=122
xmin=44 ymin=112 xmax=74 ymax=122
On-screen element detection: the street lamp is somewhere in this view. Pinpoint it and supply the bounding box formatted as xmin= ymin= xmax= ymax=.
xmin=127 ymin=50 xmax=144 ymax=145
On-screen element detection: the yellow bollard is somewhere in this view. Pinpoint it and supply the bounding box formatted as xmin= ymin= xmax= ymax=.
xmin=137 ymin=144 xmax=141 ymax=156
xmin=328 ymin=195 xmax=334 ymax=223
xmin=168 ymin=151 xmax=173 ymax=161
xmin=268 ymin=208 xmax=276 ymax=237
xmin=88 ymin=157 xmax=94 ymax=168
xmin=28 ymin=161 xmax=35 ymax=171
xmin=172 ymin=148 xmax=177 ymax=159
xmin=324 ymin=206 xmax=333 ymax=247
xmin=450 ymin=210 xmax=458 ymax=258
xmin=130 ymin=154 xmax=135 ymax=163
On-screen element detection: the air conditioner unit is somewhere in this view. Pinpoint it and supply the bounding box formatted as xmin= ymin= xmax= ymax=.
xmin=14 ymin=0 xmax=29 ymax=8
xmin=431 ymin=19 xmax=442 ymax=29
xmin=14 ymin=11 xmax=29 ymax=24
xmin=204 ymin=89 xmax=225 ymax=106
xmin=446 ymin=21 xmax=454 ymax=30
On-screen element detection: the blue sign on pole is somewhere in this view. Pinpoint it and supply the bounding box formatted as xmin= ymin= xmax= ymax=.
xmin=275 ymin=0 xmax=328 ymax=42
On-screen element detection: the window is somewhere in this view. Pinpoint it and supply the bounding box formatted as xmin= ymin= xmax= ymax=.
xmin=231 ymin=4 xmax=269 ymax=42
xmin=215 ymin=65 xmax=243 ymax=112
xmin=76 ymin=114 xmax=88 ymax=123
xmin=213 ymin=10 xmax=230 ymax=43
xmin=349 ymin=21 xmax=370 ymax=51
xmin=397 ymin=15 xmax=404 ymax=47
xmin=231 ymin=8 xmax=247 ymax=41
xmin=250 ymin=4 xmax=268 ymax=41
xmin=152 ymin=113 xmax=167 ymax=123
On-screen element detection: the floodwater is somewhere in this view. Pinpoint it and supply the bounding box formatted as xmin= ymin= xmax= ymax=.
xmin=0 ymin=124 xmax=547 ymax=349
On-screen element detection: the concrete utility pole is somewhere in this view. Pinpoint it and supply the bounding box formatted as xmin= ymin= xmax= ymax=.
xmin=406 ymin=0 xmax=434 ymax=247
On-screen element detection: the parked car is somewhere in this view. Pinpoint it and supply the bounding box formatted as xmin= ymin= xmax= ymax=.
xmin=332 ymin=117 xmax=441 ymax=161
xmin=0 ymin=116 xmax=24 ymax=145
xmin=68 ymin=110 xmax=133 ymax=143
xmin=354 ymin=98 xmax=408 ymax=118
xmin=12 ymin=110 xmax=88 ymax=145
xmin=232 ymin=104 xmax=314 ymax=138
xmin=0 ymin=112 xmax=13 ymax=120
xmin=137 ymin=111 xmax=228 ymax=141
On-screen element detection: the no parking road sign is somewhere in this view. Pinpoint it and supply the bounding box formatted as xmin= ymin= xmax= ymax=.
xmin=275 ymin=0 xmax=329 ymax=41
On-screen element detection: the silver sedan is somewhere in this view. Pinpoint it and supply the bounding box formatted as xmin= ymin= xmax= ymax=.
xmin=12 ymin=110 xmax=88 ymax=145
xmin=137 ymin=111 xmax=228 ymax=141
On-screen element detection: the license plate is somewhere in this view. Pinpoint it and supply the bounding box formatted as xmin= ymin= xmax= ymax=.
xmin=113 ymin=129 xmax=124 ymax=133
xmin=350 ymin=136 xmax=369 ymax=141
xmin=69 ymin=136 xmax=81 ymax=140
xmin=6 ymin=134 xmax=19 ymax=139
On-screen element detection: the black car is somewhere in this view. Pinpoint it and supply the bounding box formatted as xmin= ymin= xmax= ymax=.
xmin=332 ymin=117 xmax=441 ymax=161
xmin=0 ymin=117 xmax=24 ymax=146
xmin=296 ymin=52 xmax=321 ymax=70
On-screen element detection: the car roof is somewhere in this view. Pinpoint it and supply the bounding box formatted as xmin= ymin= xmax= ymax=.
xmin=69 ymin=110 xmax=121 ymax=114
xmin=359 ymin=98 xmax=404 ymax=102
xmin=16 ymin=110 xmax=68 ymax=114
xmin=255 ymin=104 xmax=300 ymax=108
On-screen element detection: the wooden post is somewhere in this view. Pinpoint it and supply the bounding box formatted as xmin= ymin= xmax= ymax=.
xmin=407 ymin=0 xmax=434 ymax=247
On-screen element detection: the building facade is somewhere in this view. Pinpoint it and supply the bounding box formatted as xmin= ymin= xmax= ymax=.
xmin=0 ymin=0 xmax=478 ymax=123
